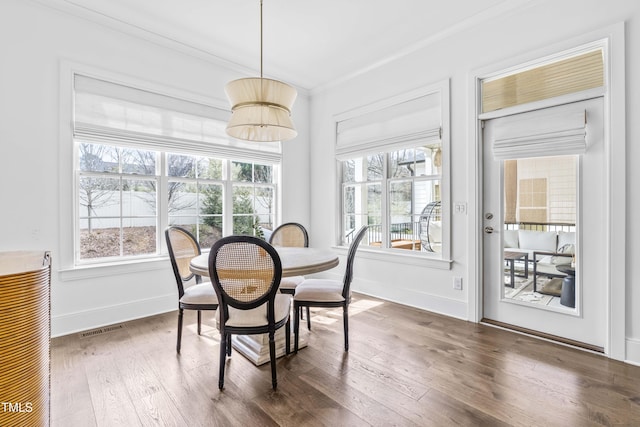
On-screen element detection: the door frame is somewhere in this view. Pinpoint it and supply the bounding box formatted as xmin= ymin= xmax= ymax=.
xmin=466 ymin=23 xmax=626 ymax=360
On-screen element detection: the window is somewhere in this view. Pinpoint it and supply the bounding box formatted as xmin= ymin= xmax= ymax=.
xmin=78 ymin=143 xmax=158 ymax=259
xmin=336 ymin=81 xmax=449 ymax=257
xmin=166 ymin=153 xmax=223 ymax=249
xmin=341 ymin=145 xmax=442 ymax=252
xmin=231 ymin=161 xmax=276 ymax=237
xmin=73 ymin=74 xmax=280 ymax=265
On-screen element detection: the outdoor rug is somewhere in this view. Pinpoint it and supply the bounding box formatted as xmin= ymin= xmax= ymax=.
xmin=504 ymin=275 xmax=562 ymax=306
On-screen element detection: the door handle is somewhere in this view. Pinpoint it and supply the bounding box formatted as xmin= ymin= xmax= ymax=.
xmin=484 ymin=226 xmax=494 ymax=234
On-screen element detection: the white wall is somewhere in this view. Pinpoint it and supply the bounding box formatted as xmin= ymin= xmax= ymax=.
xmin=2 ymin=0 xmax=639 ymax=364
xmin=0 ymin=0 xmax=310 ymax=336
xmin=309 ymin=0 xmax=640 ymax=363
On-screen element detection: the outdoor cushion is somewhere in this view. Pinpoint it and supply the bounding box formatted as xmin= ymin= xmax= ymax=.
xmin=503 ymin=230 xmax=519 ymax=248
xmin=429 ymin=221 xmax=442 ymax=243
xmin=518 ymin=230 xmax=557 ymax=252
xmin=557 ymin=231 xmax=576 ymax=251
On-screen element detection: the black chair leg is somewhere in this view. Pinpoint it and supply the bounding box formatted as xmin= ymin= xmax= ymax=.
xmin=268 ymin=330 xmax=277 ymax=389
xmin=227 ymin=334 xmax=232 ymax=356
xmin=197 ymin=310 xmax=202 ymax=335
xmin=285 ymin=318 xmax=291 ymax=355
xmin=176 ymin=308 xmax=184 ymax=353
xmin=343 ymin=305 xmax=349 ymax=352
xmin=294 ymin=304 xmax=300 ymax=353
xmin=218 ymin=332 xmax=227 ymax=390
xmin=306 ymin=307 xmax=311 ymax=329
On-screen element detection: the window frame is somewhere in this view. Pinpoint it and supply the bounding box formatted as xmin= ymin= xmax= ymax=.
xmin=61 ymin=64 xmax=282 ymax=272
xmin=334 ymin=80 xmax=451 ymax=264
xmin=73 ymin=142 xmax=280 ymax=266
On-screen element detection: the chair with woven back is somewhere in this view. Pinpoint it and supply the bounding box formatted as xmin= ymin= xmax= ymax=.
xmin=293 ymin=225 xmax=368 ymax=352
xmin=165 ymin=226 xmax=218 ymax=353
xmin=268 ymin=222 xmax=311 ymax=323
xmin=208 ymin=235 xmax=291 ymax=389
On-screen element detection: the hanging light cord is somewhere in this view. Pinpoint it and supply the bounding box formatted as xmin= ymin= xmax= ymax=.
xmin=260 ymin=0 xmax=264 ymax=126
xmin=260 ymin=0 xmax=263 ymax=81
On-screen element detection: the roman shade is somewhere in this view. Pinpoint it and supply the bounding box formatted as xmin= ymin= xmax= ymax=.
xmin=490 ymin=102 xmax=587 ymax=160
xmin=335 ymin=92 xmax=441 ymax=160
xmin=73 ymin=74 xmax=281 ymax=163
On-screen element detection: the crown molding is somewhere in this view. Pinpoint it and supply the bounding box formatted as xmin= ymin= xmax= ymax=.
xmin=27 ymin=0 xmax=311 ymax=97
xmin=309 ymin=0 xmax=536 ymax=95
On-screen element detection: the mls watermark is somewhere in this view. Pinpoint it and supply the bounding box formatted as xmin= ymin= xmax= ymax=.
xmin=1 ymin=401 xmax=33 ymax=413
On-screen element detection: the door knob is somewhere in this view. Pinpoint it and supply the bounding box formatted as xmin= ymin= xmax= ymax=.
xmin=484 ymin=226 xmax=494 ymax=234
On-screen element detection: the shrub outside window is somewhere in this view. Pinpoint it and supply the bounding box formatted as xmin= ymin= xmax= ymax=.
xmin=76 ymin=142 xmax=278 ymax=263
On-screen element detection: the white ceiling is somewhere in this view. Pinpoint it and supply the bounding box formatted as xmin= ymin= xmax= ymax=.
xmin=56 ymin=0 xmax=531 ymax=91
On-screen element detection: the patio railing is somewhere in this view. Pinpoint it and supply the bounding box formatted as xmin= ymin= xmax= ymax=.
xmin=345 ymin=222 xmax=421 ymax=246
xmin=504 ymin=222 xmax=575 ymax=233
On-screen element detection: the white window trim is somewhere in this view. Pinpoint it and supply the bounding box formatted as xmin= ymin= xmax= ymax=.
xmin=59 ymin=61 xmax=281 ymax=279
xmin=333 ymin=79 xmax=451 ymax=264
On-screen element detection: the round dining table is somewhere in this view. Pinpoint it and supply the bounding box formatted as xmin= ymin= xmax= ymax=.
xmin=189 ymin=246 xmax=340 ymax=366
xmin=189 ymin=246 xmax=339 ymax=279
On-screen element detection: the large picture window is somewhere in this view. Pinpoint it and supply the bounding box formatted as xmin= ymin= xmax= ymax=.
xmin=72 ymin=74 xmax=280 ymax=265
xmin=336 ymin=81 xmax=449 ymax=257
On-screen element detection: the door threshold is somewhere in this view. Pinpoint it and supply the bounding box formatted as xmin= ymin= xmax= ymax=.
xmin=481 ymin=318 xmax=604 ymax=354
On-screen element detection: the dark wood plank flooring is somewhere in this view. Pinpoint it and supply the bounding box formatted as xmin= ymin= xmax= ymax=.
xmin=51 ymin=294 xmax=640 ymax=426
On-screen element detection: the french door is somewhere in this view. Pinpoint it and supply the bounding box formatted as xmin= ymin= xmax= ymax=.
xmin=482 ymin=98 xmax=606 ymax=349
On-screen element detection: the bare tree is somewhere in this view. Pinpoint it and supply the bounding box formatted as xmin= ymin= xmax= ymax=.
xmin=78 ymin=144 xmax=119 ymax=233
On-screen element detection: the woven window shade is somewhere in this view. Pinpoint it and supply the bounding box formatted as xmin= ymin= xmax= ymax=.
xmin=482 ymin=50 xmax=604 ymax=113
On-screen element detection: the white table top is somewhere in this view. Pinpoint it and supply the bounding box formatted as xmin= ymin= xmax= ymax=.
xmin=189 ymin=246 xmax=339 ymax=278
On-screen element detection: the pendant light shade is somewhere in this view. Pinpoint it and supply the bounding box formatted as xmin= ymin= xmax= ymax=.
xmin=225 ymin=77 xmax=297 ymax=142
xmin=225 ymin=0 xmax=298 ymax=142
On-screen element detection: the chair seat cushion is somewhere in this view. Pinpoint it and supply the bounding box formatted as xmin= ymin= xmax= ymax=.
xmin=180 ymin=282 xmax=218 ymax=305
xmin=278 ymin=275 xmax=305 ymax=291
xmin=220 ymin=293 xmax=291 ymax=327
xmin=294 ymin=279 xmax=345 ymax=302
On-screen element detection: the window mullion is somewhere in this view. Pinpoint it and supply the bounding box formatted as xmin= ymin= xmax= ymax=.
xmin=158 ymin=152 xmax=168 ymax=254
xmin=223 ymin=159 xmax=233 ymax=236
xmin=381 ymin=153 xmax=390 ymax=248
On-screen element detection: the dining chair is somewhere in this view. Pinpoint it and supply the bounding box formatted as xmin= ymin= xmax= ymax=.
xmin=268 ymin=222 xmax=311 ymax=323
xmin=208 ymin=235 xmax=291 ymax=389
xmin=165 ymin=226 xmax=218 ymax=354
xmin=293 ymin=225 xmax=368 ymax=353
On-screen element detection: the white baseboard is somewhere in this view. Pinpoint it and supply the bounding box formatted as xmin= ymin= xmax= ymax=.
xmin=625 ymin=337 xmax=640 ymax=366
xmin=350 ymin=277 xmax=468 ymax=321
xmin=51 ymin=293 xmax=176 ymax=337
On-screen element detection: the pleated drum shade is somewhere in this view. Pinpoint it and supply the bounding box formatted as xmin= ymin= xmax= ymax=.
xmin=225 ymin=77 xmax=297 ymax=142
xmin=0 ymin=251 xmax=50 ymax=427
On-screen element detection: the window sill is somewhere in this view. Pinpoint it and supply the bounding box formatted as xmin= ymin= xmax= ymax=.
xmin=331 ymin=245 xmax=452 ymax=270
xmin=58 ymin=256 xmax=171 ymax=281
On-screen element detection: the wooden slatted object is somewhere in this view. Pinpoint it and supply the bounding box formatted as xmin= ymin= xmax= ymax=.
xmin=0 ymin=251 xmax=51 ymax=427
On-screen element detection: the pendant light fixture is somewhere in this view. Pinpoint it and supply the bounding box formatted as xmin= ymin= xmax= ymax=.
xmin=225 ymin=0 xmax=298 ymax=142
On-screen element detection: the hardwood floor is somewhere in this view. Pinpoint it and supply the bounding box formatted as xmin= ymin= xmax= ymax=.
xmin=51 ymin=294 xmax=640 ymax=426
